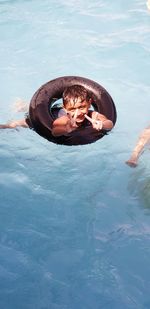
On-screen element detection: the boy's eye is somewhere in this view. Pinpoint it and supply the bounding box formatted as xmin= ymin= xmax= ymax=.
xmin=67 ymin=109 xmax=75 ymax=114
xmin=68 ymin=105 xmax=87 ymax=112
xmin=79 ymin=106 xmax=86 ymax=110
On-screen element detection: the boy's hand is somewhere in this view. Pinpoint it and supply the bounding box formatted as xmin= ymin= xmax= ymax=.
xmin=52 ymin=109 xmax=79 ymax=136
xmin=92 ymin=120 xmax=103 ymax=131
xmin=85 ymin=114 xmax=103 ymax=131
xmin=66 ymin=109 xmax=79 ymax=132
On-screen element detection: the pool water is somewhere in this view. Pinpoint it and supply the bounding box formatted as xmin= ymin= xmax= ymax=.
xmin=0 ymin=1 xmax=150 ymax=308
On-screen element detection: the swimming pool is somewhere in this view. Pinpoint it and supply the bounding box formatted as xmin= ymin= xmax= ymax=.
xmin=0 ymin=1 xmax=150 ymax=308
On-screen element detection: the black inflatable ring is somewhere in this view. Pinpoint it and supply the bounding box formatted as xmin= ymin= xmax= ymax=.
xmin=29 ymin=76 xmax=117 ymax=145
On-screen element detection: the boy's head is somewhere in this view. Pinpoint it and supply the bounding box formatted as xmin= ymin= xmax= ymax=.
xmin=63 ymin=85 xmax=92 ymax=123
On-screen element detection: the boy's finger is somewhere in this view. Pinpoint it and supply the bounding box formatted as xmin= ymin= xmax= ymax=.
xmin=73 ymin=108 xmax=79 ymax=120
xmin=84 ymin=114 xmax=94 ymax=124
xmin=85 ymin=114 xmax=102 ymax=129
xmin=84 ymin=114 xmax=99 ymax=125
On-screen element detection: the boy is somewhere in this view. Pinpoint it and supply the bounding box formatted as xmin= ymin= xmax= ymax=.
xmin=126 ymin=126 xmax=150 ymax=167
xmin=0 ymin=85 xmax=113 ymax=135
xmin=51 ymin=85 xmax=113 ymax=136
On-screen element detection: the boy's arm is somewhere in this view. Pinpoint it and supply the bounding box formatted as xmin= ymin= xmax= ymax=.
xmin=0 ymin=119 xmax=29 ymax=129
xmin=51 ymin=116 xmax=77 ymax=137
xmin=92 ymin=112 xmax=114 ymax=130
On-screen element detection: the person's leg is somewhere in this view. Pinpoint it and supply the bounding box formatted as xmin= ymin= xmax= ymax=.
xmin=126 ymin=127 xmax=150 ymax=167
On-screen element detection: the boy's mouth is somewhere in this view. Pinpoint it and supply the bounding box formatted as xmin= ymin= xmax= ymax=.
xmin=76 ymin=115 xmax=85 ymax=122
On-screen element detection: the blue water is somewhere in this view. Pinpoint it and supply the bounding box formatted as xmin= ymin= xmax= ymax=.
xmin=0 ymin=1 xmax=150 ymax=308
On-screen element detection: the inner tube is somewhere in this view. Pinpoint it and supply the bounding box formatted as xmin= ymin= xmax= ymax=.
xmin=28 ymin=76 xmax=117 ymax=145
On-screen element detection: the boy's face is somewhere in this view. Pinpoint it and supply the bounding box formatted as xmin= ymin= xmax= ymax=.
xmin=64 ymin=98 xmax=91 ymax=123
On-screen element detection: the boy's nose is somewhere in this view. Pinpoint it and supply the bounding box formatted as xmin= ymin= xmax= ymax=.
xmin=75 ymin=109 xmax=82 ymax=116
xmin=73 ymin=109 xmax=79 ymax=117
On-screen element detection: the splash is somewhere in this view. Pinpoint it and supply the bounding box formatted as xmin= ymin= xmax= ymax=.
xmin=12 ymin=98 xmax=29 ymax=113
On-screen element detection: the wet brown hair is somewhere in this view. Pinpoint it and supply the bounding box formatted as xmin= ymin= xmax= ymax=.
xmin=63 ymin=85 xmax=91 ymax=107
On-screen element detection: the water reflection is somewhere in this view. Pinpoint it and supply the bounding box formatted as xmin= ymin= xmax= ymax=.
xmin=127 ymin=156 xmax=150 ymax=210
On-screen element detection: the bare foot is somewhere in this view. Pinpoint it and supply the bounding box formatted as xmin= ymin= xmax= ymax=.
xmin=125 ymin=160 xmax=138 ymax=168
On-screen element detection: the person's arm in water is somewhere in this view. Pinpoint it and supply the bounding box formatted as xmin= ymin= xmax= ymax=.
xmin=126 ymin=126 xmax=150 ymax=167
xmin=0 ymin=119 xmax=29 ymax=129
